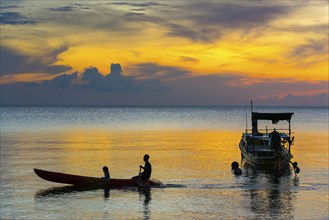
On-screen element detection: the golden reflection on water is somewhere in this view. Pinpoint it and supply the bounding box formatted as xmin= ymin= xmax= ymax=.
xmin=5 ymin=129 xmax=328 ymax=177
xmin=7 ymin=129 xmax=243 ymax=179
xmin=3 ymin=128 xmax=328 ymax=178
xmin=292 ymin=132 xmax=328 ymax=168
xmin=1 ymin=128 xmax=328 ymax=219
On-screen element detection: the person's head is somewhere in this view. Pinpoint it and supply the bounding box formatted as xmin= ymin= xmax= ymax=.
xmin=143 ymin=154 xmax=150 ymax=162
xmin=103 ymin=166 xmax=109 ymax=173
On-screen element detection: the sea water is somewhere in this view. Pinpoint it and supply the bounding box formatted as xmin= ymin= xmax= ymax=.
xmin=0 ymin=106 xmax=328 ymax=219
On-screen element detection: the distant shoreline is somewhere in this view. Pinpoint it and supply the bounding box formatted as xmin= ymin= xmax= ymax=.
xmin=0 ymin=104 xmax=327 ymax=108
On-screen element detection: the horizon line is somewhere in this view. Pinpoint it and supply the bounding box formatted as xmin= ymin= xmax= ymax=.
xmin=0 ymin=104 xmax=327 ymax=108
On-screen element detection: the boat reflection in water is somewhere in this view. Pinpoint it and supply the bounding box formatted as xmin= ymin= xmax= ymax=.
xmin=242 ymin=164 xmax=298 ymax=219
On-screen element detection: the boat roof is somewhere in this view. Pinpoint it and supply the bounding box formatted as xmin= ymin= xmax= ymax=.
xmin=252 ymin=112 xmax=294 ymax=123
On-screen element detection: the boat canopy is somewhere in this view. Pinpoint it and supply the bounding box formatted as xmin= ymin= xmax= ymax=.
xmin=251 ymin=112 xmax=294 ymax=135
xmin=252 ymin=112 xmax=294 ymax=124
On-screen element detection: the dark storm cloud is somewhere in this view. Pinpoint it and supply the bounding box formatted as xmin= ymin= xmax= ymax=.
xmin=125 ymin=12 xmax=145 ymax=16
xmin=36 ymin=1 xmax=295 ymax=44
xmin=38 ymin=1 xmax=291 ymax=43
xmin=77 ymin=66 xmax=166 ymax=92
xmin=0 ymin=12 xmax=36 ymax=25
xmin=278 ymin=24 xmax=328 ymax=36
xmin=42 ymin=3 xmax=141 ymax=34
xmin=186 ymin=2 xmax=290 ymax=27
xmin=284 ymin=93 xmax=327 ymax=101
xmin=165 ymin=74 xmax=329 ymax=106
xmin=162 ymin=1 xmax=294 ymax=42
xmin=13 ymin=65 xmax=167 ymax=93
xmin=109 ymin=1 xmax=295 ymax=43
xmin=109 ymin=2 xmax=167 ymax=8
xmin=287 ymin=38 xmax=328 ymax=67
xmin=0 ymin=5 xmax=21 ymax=9
xmin=128 ymin=63 xmax=190 ymax=80
xmin=166 ymin=23 xmax=213 ymax=43
xmin=0 ymin=46 xmax=71 ymax=76
xmin=48 ymin=6 xmax=75 ymax=12
xmin=290 ymin=40 xmax=328 ymax=58
xmin=42 ymin=72 xmax=78 ymax=89
xmin=1 ymin=47 xmax=27 ymax=75
xmin=263 ymin=93 xmax=328 ymax=106
xmin=1 ymin=68 xmax=327 ymax=106
xmin=48 ymin=2 xmax=93 ymax=12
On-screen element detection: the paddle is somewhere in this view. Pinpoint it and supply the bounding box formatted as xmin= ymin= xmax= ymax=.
xmin=137 ymin=166 xmax=143 ymax=186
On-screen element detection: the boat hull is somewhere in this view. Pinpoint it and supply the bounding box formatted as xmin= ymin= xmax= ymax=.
xmin=34 ymin=169 xmax=165 ymax=188
xmin=239 ymin=141 xmax=291 ymax=169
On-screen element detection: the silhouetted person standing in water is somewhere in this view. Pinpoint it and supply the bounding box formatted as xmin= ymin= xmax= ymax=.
xmin=140 ymin=154 xmax=152 ymax=180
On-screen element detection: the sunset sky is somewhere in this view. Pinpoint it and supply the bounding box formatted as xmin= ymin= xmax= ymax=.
xmin=0 ymin=0 xmax=328 ymax=106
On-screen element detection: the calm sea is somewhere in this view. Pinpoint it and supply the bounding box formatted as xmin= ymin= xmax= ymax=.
xmin=0 ymin=106 xmax=328 ymax=219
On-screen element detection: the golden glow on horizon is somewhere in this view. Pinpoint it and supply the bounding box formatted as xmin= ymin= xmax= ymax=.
xmin=1 ymin=1 xmax=328 ymax=86
xmin=56 ymin=33 xmax=327 ymax=81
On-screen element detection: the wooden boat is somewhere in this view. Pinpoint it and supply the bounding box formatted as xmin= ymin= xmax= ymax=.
xmin=239 ymin=111 xmax=297 ymax=170
xmin=34 ymin=168 xmax=165 ymax=188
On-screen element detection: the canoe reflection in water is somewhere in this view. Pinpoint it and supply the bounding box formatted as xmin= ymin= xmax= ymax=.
xmin=35 ymin=185 xmax=111 ymax=198
xmin=35 ymin=185 xmax=153 ymax=199
xmin=35 ymin=185 xmax=152 ymax=219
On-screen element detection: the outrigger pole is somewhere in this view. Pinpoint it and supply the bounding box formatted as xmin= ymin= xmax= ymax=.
xmin=250 ymin=100 xmax=255 ymax=154
xmin=251 ymin=100 xmax=254 ymax=138
xmin=245 ymin=108 xmax=248 ymax=133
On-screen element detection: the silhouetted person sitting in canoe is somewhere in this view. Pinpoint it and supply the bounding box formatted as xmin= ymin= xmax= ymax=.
xmin=102 ymin=166 xmax=110 ymax=181
xmin=133 ymin=154 xmax=152 ymax=181
xmin=140 ymin=154 xmax=152 ymax=180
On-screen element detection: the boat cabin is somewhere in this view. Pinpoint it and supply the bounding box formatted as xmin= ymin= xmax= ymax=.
xmin=242 ymin=112 xmax=294 ymax=155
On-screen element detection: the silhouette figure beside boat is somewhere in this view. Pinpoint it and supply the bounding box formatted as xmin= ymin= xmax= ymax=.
xmin=102 ymin=166 xmax=110 ymax=181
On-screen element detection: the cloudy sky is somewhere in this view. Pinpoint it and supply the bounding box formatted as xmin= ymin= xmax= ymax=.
xmin=0 ymin=0 xmax=328 ymax=106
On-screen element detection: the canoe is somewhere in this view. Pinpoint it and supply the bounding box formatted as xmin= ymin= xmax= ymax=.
xmin=34 ymin=168 xmax=165 ymax=188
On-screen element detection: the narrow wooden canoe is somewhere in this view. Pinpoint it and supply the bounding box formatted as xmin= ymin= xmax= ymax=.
xmin=34 ymin=168 xmax=165 ymax=188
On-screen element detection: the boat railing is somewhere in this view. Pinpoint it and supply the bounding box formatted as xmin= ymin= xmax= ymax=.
xmin=244 ymin=128 xmax=292 ymax=135
xmin=244 ymin=134 xmax=291 ymax=152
